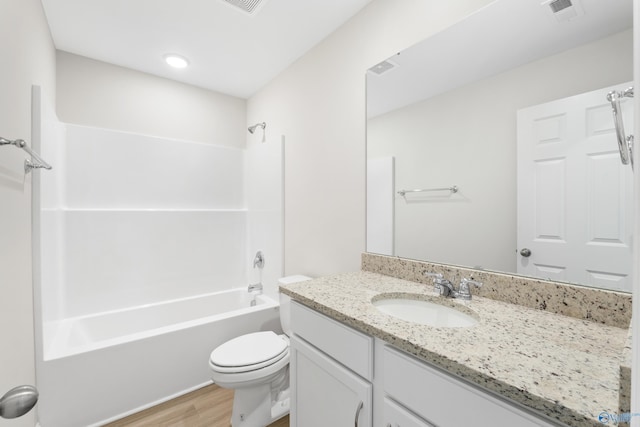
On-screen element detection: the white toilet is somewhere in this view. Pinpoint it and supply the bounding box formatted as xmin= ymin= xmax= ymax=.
xmin=209 ymin=275 xmax=311 ymax=427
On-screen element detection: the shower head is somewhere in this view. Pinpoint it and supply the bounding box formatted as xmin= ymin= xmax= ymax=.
xmin=248 ymin=122 xmax=266 ymax=134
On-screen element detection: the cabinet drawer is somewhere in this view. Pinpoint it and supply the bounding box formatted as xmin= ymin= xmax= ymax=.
xmin=291 ymin=301 xmax=373 ymax=380
xmin=383 ymin=346 xmax=555 ymax=427
xmin=383 ymin=398 xmax=435 ymax=427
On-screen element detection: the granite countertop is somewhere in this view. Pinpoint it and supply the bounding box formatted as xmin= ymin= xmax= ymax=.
xmin=280 ymin=271 xmax=628 ymax=427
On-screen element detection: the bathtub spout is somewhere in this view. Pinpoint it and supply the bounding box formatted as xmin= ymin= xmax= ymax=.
xmin=248 ymin=283 xmax=262 ymax=307
xmin=248 ymin=283 xmax=263 ymax=294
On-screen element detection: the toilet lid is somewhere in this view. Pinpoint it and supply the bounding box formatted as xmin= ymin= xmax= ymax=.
xmin=210 ymin=331 xmax=288 ymax=368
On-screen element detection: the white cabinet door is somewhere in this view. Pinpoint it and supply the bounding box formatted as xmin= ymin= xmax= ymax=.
xmin=290 ymin=335 xmax=372 ymax=427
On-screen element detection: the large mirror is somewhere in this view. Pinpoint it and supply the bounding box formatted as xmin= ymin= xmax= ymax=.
xmin=366 ymin=0 xmax=634 ymax=292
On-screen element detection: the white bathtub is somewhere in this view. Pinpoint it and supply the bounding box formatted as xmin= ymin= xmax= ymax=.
xmin=37 ymin=289 xmax=281 ymax=427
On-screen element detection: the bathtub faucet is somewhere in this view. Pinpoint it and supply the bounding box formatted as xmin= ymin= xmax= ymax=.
xmin=248 ymin=283 xmax=263 ymax=294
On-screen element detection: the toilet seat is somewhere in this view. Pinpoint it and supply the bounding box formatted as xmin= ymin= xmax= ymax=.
xmin=210 ymin=331 xmax=288 ymax=374
xmin=209 ymin=349 xmax=290 ymax=389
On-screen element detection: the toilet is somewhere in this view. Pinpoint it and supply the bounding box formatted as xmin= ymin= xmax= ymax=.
xmin=209 ymin=275 xmax=311 ymax=427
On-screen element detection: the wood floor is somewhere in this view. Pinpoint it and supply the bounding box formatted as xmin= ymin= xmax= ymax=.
xmin=103 ymin=383 xmax=289 ymax=427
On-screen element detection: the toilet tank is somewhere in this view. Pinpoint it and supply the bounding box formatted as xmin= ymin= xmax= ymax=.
xmin=278 ymin=275 xmax=312 ymax=336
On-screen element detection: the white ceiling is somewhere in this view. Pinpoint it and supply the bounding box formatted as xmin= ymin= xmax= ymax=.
xmin=40 ymin=0 xmax=372 ymax=99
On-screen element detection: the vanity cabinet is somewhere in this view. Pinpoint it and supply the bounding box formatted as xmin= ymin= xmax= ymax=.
xmin=290 ymin=301 xmax=373 ymax=427
xmin=383 ymin=397 xmax=435 ymax=427
xmin=381 ymin=344 xmax=557 ymax=427
xmin=290 ymin=336 xmax=372 ymax=427
xmin=290 ymin=301 xmax=557 ymax=427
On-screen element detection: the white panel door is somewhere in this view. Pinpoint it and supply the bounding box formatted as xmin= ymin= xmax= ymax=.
xmin=517 ymin=83 xmax=634 ymax=291
xmin=290 ymin=335 xmax=372 ymax=427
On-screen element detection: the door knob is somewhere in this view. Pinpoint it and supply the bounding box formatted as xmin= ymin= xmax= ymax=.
xmin=520 ymin=248 xmax=532 ymax=257
xmin=0 ymin=385 xmax=38 ymax=419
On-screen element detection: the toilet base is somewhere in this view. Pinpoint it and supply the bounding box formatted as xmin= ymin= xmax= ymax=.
xmin=228 ymin=368 xmax=289 ymax=427
xmin=231 ymin=384 xmax=290 ymax=427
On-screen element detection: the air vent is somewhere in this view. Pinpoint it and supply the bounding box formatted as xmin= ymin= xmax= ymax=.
xmin=368 ymin=60 xmax=396 ymax=76
xmin=221 ymin=0 xmax=265 ymax=15
xmin=549 ymin=0 xmax=572 ymax=13
xmin=541 ymin=0 xmax=583 ymax=22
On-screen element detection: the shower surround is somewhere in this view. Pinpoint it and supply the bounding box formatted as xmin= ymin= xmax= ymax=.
xmin=41 ymin=125 xmax=249 ymax=321
xmin=33 ymin=97 xmax=284 ymax=426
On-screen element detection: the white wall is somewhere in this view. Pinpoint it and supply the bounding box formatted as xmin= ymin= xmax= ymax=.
xmin=56 ymin=51 xmax=246 ymax=147
xmin=0 ymin=1 xmax=56 ymax=426
xmin=245 ymin=133 xmax=285 ymax=298
xmin=247 ymin=0 xmax=494 ymax=277
xmin=367 ymin=30 xmax=633 ymax=273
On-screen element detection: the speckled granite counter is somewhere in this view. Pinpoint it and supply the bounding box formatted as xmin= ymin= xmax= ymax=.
xmin=619 ymin=329 xmax=633 ymax=426
xmin=280 ymin=271 xmax=628 ymax=427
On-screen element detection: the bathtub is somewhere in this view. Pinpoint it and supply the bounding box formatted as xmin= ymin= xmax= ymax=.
xmin=37 ymin=289 xmax=281 ymax=427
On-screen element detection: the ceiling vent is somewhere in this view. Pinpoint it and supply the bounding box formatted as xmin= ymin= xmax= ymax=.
xmin=542 ymin=0 xmax=584 ymax=22
xmin=368 ymin=60 xmax=397 ymax=76
xmin=549 ymin=0 xmax=572 ymax=13
xmin=220 ymin=0 xmax=265 ymax=15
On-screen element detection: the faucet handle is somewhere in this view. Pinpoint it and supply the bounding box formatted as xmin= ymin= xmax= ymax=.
xmin=423 ymin=272 xmax=445 ymax=293
xmin=458 ymin=278 xmax=482 ymax=300
xmin=253 ymin=251 xmax=264 ymax=269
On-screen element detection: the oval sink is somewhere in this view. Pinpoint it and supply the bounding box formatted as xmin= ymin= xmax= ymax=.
xmin=372 ymin=297 xmax=478 ymax=328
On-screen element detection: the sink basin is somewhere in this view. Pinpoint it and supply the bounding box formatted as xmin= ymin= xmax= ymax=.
xmin=372 ymin=297 xmax=478 ymax=328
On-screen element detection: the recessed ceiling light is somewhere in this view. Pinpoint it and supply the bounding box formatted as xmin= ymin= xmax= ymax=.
xmin=164 ymin=54 xmax=189 ymax=69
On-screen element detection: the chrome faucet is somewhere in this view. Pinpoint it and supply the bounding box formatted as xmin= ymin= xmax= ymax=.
xmin=247 ymin=283 xmax=262 ymax=306
xmin=423 ymin=272 xmax=482 ymax=300
xmin=248 ymin=282 xmax=263 ymax=294
xmin=423 ymin=272 xmax=455 ymax=297
xmin=437 ymin=280 xmax=457 ymax=298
